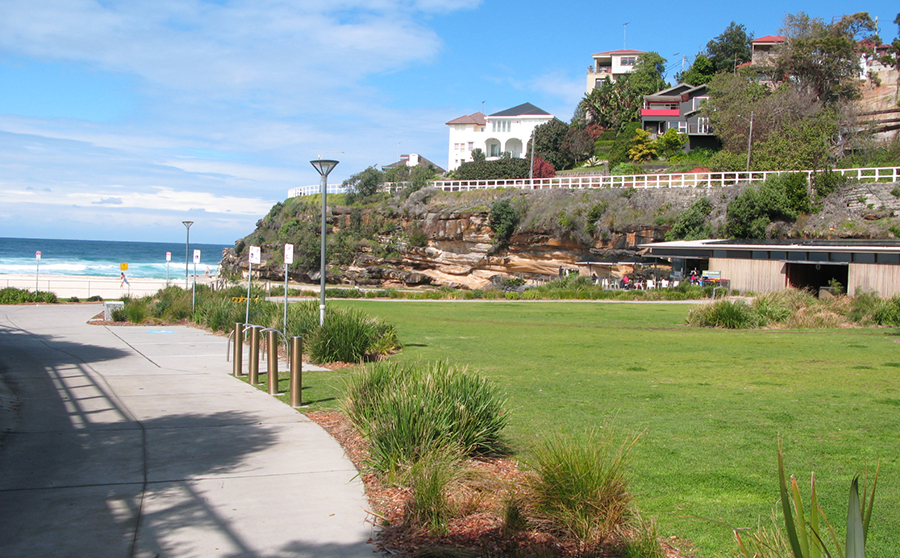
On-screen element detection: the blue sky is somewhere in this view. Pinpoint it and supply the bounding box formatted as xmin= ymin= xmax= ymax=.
xmin=1 ymin=1 xmax=897 ymax=244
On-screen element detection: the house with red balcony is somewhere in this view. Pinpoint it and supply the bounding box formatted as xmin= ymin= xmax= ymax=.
xmin=640 ymin=83 xmax=719 ymax=152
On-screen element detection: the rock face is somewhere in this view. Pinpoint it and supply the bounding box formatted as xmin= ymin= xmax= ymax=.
xmin=221 ymin=180 xmax=900 ymax=290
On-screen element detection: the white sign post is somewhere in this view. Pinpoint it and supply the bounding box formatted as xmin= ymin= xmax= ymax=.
xmin=283 ymin=244 xmax=294 ymax=334
xmin=192 ymin=249 xmax=201 ymax=314
xmin=35 ymin=251 xmax=41 ymax=293
xmin=165 ymin=251 xmax=171 ymax=285
xmin=246 ymin=246 xmax=261 ymax=324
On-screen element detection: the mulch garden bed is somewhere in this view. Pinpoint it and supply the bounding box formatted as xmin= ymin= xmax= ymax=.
xmin=305 ymin=411 xmax=694 ymax=558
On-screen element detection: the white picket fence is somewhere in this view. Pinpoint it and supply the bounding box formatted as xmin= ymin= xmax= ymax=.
xmin=383 ymin=166 xmax=900 ymax=193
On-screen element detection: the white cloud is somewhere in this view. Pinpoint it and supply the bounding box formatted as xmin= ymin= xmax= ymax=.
xmin=0 ymin=0 xmax=493 ymax=241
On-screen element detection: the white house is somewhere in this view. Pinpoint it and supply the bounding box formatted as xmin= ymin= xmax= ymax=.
xmin=586 ymin=49 xmax=645 ymax=93
xmin=446 ymin=103 xmax=554 ymax=171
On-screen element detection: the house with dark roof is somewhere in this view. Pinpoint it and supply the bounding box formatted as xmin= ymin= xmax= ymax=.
xmin=586 ymin=49 xmax=645 ymax=93
xmin=640 ymin=83 xmax=718 ymax=152
xmin=446 ymin=103 xmax=554 ymax=171
xmin=383 ymin=153 xmax=445 ymax=175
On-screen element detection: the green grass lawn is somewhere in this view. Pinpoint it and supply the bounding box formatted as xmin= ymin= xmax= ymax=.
xmin=284 ymin=300 xmax=900 ymax=557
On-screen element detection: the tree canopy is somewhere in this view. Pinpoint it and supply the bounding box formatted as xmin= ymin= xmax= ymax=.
xmin=774 ymin=12 xmax=879 ymax=104
xmin=706 ymin=22 xmax=753 ymax=73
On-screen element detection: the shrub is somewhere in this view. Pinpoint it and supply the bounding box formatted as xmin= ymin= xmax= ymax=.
xmin=686 ymin=299 xmax=762 ymax=329
xmin=408 ymin=227 xmax=428 ymax=247
xmin=524 ymin=428 xmax=637 ymax=546
xmin=489 ymin=199 xmax=520 ymax=247
xmin=343 ymin=361 xmax=508 ymax=476
xmin=724 ymin=174 xmax=804 ymax=239
xmin=0 ymin=287 xmax=58 ymax=304
xmin=812 ymin=169 xmax=849 ymax=200
xmin=666 ymin=197 xmax=712 ymax=241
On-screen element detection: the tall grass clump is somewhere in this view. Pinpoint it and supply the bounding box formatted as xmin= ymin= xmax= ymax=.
xmin=871 ymin=295 xmax=900 ymax=326
xmin=343 ymin=361 xmax=508 ymax=476
xmin=686 ymin=299 xmax=762 ymax=329
xmin=623 ymin=515 xmax=666 ymax=558
xmin=307 ymin=306 xmax=398 ymax=363
xmin=121 ymin=297 xmax=150 ymax=324
xmin=524 ymin=428 xmax=638 ymax=548
xmin=402 ymin=444 xmax=466 ymax=534
xmin=752 ymin=289 xmax=816 ymax=324
xmin=285 ymin=300 xmax=399 ymax=363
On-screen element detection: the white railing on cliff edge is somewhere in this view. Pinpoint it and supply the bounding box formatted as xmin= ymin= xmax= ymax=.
xmin=381 ymin=166 xmax=900 ymax=194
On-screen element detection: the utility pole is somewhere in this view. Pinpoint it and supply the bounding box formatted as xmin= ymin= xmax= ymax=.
xmin=623 ymin=22 xmax=629 ymax=49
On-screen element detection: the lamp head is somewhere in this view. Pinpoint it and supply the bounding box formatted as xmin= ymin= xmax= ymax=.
xmin=182 ymin=221 xmax=194 ymax=229
xmin=310 ymin=159 xmax=339 ymax=177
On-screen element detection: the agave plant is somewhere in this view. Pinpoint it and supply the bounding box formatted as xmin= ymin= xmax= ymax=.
xmin=737 ymin=438 xmax=879 ymax=558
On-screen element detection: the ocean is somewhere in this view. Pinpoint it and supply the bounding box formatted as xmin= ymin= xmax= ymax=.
xmin=0 ymin=237 xmax=231 ymax=280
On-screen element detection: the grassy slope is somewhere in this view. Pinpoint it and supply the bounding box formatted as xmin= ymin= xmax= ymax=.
xmin=299 ymin=300 xmax=900 ymax=557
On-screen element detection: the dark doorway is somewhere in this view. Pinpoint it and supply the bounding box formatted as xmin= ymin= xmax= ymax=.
xmin=785 ymin=263 xmax=848 ymax=294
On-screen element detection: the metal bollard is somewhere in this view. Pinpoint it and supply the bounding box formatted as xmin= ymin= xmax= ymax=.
xmin=232 ymin=323 xmax=243 ymax=377
xmin=249 ymin=326 xmax=260 ymax=385
xmin=267 ymin=329 xmax=279 ymax=395
xmin=290 ymin=336 xmax=303 ymax=407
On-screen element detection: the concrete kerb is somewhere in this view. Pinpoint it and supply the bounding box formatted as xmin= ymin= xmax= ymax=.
xmin=0 ymin=304 xmax=373 ymax=558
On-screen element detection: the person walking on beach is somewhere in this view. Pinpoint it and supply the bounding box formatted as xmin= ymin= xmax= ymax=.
xmin=120 ymin=272 xmax=130 ymax=288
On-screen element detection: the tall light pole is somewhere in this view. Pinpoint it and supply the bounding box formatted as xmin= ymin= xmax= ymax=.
xmin=737 ymin=112 xmax=754 ymax=172
xmin=310 ymin=158 xmax=339 ymax=326
xmin=182 ymin=221 xmax=193 ymax=289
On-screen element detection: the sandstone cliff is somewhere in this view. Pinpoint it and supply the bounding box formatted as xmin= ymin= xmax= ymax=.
xmin=221 ymin=179 xmax=900 ymax=290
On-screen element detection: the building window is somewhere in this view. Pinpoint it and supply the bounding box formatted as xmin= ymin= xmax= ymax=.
xmin=620 ymin=57 xmax=636 ymax=66
xmin=669 ymin=121 xmax=687 ymax=133
xmin=491 ymin=120 xmax=511 ymax=133
xmin=697 ymin=117 xmax=710 ymax=134
xmin=468 ymin=142 xmax=474 ymax=151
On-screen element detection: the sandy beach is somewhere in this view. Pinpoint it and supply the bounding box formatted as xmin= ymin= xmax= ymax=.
xmin=0 ymin=274 xmax=217 ymax=300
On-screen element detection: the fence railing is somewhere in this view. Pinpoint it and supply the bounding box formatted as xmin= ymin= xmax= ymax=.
xmin=383 ymin=166 xmax=900 ymax=194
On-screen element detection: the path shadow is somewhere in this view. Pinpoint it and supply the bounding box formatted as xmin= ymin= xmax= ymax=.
xmin=0 ymin=315 xmax=371 ymax=558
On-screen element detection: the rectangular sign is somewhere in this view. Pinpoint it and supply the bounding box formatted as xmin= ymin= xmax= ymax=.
xmin=165 ymin=251 xmax=171 ymax=262
xmin=35 ymin=251 xmax=41 ymax=261
xmin=284 ymin=244 xmax=294 ymax=265
xmin=120 ymin=263 xmax=129 ymax=271
xmin=249 ymin=246 xmax=261 ymax=265
xmin=193 ymin=249 xmax=201 ymax=264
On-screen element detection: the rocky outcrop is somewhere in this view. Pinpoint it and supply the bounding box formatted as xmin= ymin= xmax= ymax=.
xmin=221 ymin=180 xmax=900 ymax=290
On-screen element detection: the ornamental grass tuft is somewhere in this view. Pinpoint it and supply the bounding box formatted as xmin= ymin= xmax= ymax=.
xmin=523 ymin=428 xmax=638 ymax=547
xmin=342 ymin=360 xmax=508 ymax=477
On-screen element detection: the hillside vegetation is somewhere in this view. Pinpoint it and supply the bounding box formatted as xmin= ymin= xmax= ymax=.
xmin=223 ymin=173 xmax=900 ymax=290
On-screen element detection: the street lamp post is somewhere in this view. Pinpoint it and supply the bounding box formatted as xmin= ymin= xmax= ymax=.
xmin=310 ymin=158 xmax=339 ymax=326
xmin=737 ymin=111 xmax=754 ymax=172
xmin=182 ymin=221 xmax=193 ymax=290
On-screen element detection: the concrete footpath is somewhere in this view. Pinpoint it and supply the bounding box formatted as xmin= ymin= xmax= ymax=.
xmin=0 ymin=304 xmax=374 ymax=558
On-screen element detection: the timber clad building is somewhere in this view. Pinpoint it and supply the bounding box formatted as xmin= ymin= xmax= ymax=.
xmin=642 ymin=239 xmax=900 ymax=297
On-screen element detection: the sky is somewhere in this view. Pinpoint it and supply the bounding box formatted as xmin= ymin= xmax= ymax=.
xmin=1 ymin=1 xmax=897 ymax=244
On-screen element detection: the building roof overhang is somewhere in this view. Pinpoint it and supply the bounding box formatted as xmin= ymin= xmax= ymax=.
xmin=640 ymin=239 xmax=900 ymax=262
